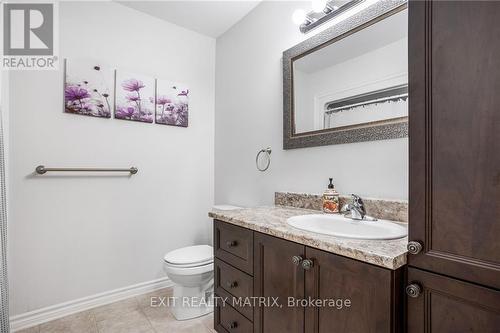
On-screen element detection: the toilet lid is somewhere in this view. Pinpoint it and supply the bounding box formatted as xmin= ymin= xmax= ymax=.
xmin=164 ymin=245 xmax=213 ymax=267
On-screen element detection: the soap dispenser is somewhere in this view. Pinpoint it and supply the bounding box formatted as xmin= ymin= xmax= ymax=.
xmin=322 ymin=178 xmax=340 ymax=213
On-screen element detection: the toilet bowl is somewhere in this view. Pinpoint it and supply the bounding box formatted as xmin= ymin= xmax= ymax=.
xmin=164 ymin=205 xmax=242 ymax=320
xmin=163 ymin=245 xmax=214 ymax=320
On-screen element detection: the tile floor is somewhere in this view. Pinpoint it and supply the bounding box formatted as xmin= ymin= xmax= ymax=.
xmin=16 ymin=288 xmax=216 ymax=333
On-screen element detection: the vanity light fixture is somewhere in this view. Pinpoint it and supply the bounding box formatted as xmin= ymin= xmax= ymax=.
xmin=292 ymin=9 xmax=308 ymax=25
xmin=293 ymin=0 xmax=366 ymax=33
xmin=312 ymin=0 xmax=328 ymax=13
xmin=322 ymin=4 xmax=337 ymax=14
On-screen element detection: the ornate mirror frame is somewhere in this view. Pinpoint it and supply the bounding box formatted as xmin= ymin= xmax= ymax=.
xmin=283 ymin=0 xmax=408 ymax=149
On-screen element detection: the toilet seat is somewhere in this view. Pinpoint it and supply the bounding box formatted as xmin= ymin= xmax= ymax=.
xmin=164 ymin=245 xmax=213 ymax=268
xmin=165 ymin=260 xmax=212 ymax=268
xmin=163 ymin=245 xmax=214 ymax=275
xmin=164 ymin=261 xmax=213 ymax=276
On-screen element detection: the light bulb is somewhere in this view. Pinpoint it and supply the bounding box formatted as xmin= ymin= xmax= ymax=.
xmin=311 ymin=0 xmax=327 ymax=13
xmin=292 ymin=9 xmax=307 ymax=25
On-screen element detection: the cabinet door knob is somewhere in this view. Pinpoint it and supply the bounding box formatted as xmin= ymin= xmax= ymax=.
xmin=226 ymin=240 xmax=238 ymax=248
xmin=227 ymin=321 xmax=238 ymax=329
xmin=226 ymin=281 xmax=238 ymax=289
xmin=302 ymin=259 xmax=314 ymax=270
xmin=407 ymin=241 xmax=423 ymax=255
xmin=406 ymin=283 xmax=422 ymax=298
xmin=291 ymin=255 xmax=303 ymax=266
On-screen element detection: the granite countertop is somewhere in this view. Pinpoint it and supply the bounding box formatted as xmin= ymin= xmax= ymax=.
xmin=209 ymin=205 xmax=408 ymax=270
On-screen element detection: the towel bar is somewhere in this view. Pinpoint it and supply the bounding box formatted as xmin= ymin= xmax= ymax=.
xmin=35 ymin=165 xmax=138 ymax=175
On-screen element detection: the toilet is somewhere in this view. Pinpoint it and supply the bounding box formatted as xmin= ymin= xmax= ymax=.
xmin=163 ymin=245 xmax=214 ymax=320
xmin=163 ymin=204 xmax=242 ymax=320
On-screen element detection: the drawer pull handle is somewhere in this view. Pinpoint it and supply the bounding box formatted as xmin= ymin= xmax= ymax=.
xmin=291 ymin=255 xmax=303 ymax=266
xmin=407 ymin=241 xmax=423 ymax=255
xmin=302 ymin=259 xmax=314 ymax=270
xmin=227 ymin=321 xmax=238 ymax=329
xmin=226 ymin=281 xmax=238 ymax=289
xmin=226 ymin=240 xmax=238 ymax=248
xmin=406 ymin=283 xmax=422 ymax=298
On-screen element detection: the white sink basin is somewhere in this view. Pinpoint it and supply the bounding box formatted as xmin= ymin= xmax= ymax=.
xmin=287 ymin=214 xmax=407 ymax=240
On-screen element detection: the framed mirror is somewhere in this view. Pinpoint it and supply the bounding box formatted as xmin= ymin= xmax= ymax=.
xmin=283 ymin=0 xmax=408 ymax=149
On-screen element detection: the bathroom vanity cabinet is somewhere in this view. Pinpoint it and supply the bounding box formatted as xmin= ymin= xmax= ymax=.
xmin=407 ymin=0 xmax=500 ymax=331
xmin=213 ymin=220 xmax=404 ymax=333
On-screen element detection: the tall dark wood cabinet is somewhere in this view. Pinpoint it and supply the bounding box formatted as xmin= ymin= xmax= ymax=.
xmin=407 ymin=268 xmax=500 ymax=332
xmin=408 ymin=0 xmax=500 ymax=330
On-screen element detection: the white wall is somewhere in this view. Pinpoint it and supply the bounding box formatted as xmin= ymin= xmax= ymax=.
xmin=8 ymin=1 xmax=215 ymax=316
xmin=215 ymin=1 xmax=408 ymax=207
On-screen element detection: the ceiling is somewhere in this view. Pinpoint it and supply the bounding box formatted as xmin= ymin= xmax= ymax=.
xmin=118 ymin=1 xmax=261 ymax=38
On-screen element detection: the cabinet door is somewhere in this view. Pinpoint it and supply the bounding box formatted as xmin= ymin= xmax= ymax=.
xmin=305 ymin=247 xmax=402 ymax=333
xmin=408 ymin=0 xmax=500 ymax=289
xmin=253 ymin=233 xmax=305 ymax=333
xmin=407 ymin=267 xmax=500 ymax=332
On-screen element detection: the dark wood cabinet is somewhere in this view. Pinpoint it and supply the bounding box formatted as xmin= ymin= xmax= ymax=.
xmin=215 ymin=258 xmax=254 ymax=321
xmin=214 ymin=220 xmax=403 ymax=333
xmin=214 ymin=221 xmax=255 ymax=332
xmin=214 ymin=221 xmax=254 ymax=275
xmin=407 ymin=267 xmax=500 ymax=332
xmin=252 ymin=233 xmax=403 ymax=333
xmin=216 ymin=301 xmax=254 ymax=333
xmin=408 ymin=0 xmax=500 ymax=290
xmin=408 ymin=1 xmax=500 ymax=331
xmin=305 ymin=247 xmax=403 ymax=333
xmin=253 ymin=232 xmax=305 ymax=333
xmin=213 ymin=222 xmax=404 ymax=333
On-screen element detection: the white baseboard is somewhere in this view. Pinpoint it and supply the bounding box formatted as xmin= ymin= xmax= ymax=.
xmin=10 ymin=277 xmax=173 ymax=332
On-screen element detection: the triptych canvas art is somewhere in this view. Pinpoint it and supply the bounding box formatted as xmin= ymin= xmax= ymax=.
xmin=64 ymin=59 xmax=189 ymax=127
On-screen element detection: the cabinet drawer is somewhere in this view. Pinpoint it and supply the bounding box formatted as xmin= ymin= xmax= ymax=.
xmin=216 ymin=258 xmax=253 ymax=298
xmin=214 ymin=220 xmax=253 ymax=274
xmin=215 ymin=302 xmax=253 ymax=333
xmin=215 ymin=258 xmax=253 ymax=320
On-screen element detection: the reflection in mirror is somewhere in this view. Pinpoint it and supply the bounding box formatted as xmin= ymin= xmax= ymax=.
xmin=293 ymin=9 xmax=408 ymax=134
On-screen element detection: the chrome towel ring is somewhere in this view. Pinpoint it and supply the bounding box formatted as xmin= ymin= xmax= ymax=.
xmin=256 ymin=147 xmax=272 ymax=172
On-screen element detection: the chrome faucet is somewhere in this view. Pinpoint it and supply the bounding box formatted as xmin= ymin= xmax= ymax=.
xmin=341 ymin=194 xmax=377 ymax=221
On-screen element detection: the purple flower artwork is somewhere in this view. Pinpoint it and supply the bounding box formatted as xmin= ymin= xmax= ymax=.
xmin=64 ymin=59 xmax=113 ymax=118
xmin=155 ymin=79 xmax=189 ymax=127
xmin=115 ymin=72 xmax=155 ymax=123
